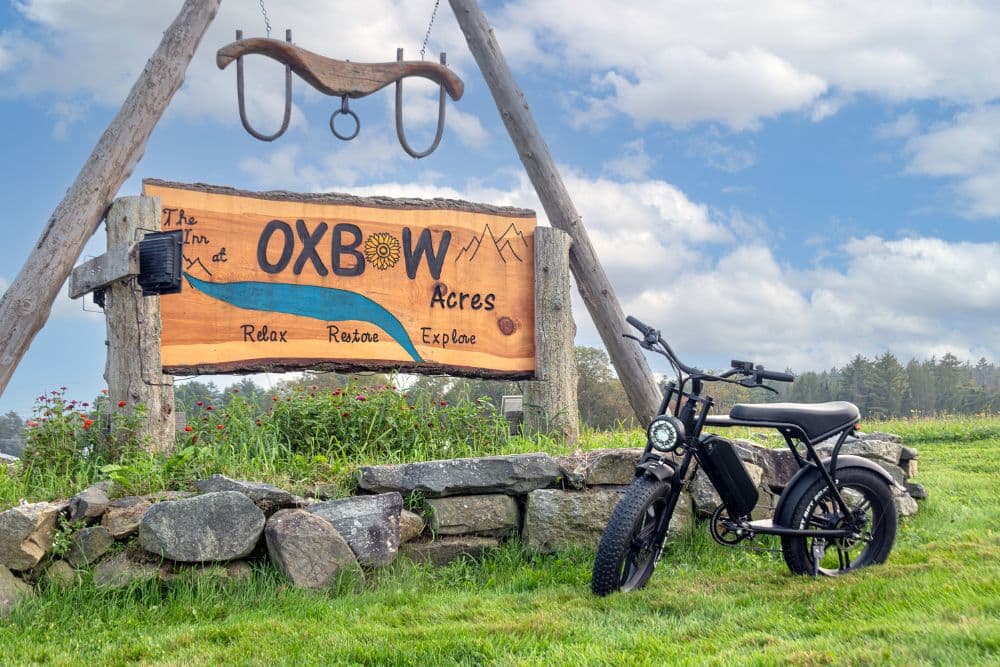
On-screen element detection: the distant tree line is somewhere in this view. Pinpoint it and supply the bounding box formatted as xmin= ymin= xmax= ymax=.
xmin=0 ymin=349 xmax=995 ymax=455
xmin=573 ymin=347 xmax=999 ymax=427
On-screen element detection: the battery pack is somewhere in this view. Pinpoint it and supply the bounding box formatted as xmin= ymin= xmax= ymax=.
xmin=697 ymin=436 xmax=759 ymax=518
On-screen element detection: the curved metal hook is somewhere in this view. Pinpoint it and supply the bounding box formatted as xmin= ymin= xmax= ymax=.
xmin=330 ymin=95 xmax=360 ymax=141
xmin=395 ymin=48 xmax=447 ymax=159
xmin=236 ymin=29 xmax=293 ymax=142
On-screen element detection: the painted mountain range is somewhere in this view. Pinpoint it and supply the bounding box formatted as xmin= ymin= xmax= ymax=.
xmin=453 ymin=223 xmax=529 ymax=264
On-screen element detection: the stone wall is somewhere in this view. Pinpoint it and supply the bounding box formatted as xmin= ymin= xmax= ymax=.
xmin=0 ymin=432 xmax=924 ymax=614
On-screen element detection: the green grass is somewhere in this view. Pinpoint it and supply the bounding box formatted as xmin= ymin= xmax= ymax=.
xmin=1 ymin=417 xmax=998 ymax=665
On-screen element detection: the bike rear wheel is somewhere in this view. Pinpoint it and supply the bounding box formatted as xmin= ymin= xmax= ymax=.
xmin=781 ymin=467 xmax=897 ymax=576
xmin=591 ymin=476 xmax=674 ymax=596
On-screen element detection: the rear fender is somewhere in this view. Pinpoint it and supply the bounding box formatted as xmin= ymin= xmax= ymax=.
xmin=773 ymin=455 xmax=896 ymax=528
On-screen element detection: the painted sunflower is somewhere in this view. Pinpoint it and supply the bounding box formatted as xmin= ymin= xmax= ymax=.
xmin=364 ymin=232 xmax=401 ymax=271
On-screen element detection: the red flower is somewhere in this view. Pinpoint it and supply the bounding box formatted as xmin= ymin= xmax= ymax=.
xmin=272 ymin=396 xmax=279 ymax=402
xmin=206 ymin=405 xmax=214 ymax=411
xmin=191 ymin=435 xmax=198 ymax=443
xmin=184 ymin=425 xmax=193 ymax=432
xmin=117 ymin=400 xmax=127 ymax=408
xmin=342 ymin=412 xmax=350 ymax=418
xmin=196 ymin=401 xmax=203 ymax=406
xmin=101 ymin=389 xmax=108 ymax=395
xmin=440 ymin=401 xmax=447 ymax=406
xmin=216 ymin=424 xmax=224 ymax=430
xmin=26 ymin=420 xmax=38 ymax=428
xmin=356 ymin=395 xmax=366 ymax=402
xmin=232 ymin=388 xmax=240 ymax=393
xmin=82 ymin=419 xmax=94 ymax=430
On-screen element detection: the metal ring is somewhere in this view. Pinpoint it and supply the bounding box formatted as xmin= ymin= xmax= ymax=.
xmin=330 ymin=96 xmax=360 ymax=141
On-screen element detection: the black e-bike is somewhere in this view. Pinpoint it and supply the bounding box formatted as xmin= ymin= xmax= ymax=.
xmin=591 ymin=316 xmax=899 ymax=596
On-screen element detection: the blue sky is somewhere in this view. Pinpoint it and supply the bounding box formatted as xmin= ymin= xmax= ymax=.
xmin=1 ymin=0 xmax=997 ymax=416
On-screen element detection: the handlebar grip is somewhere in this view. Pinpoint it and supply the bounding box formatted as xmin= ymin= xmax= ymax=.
xmin=757 ymin=369 xmax=795 ymax=383
xmin=625 ymin=315 xmax=652 ymax=336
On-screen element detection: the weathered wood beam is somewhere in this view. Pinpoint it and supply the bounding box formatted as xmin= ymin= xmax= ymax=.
xmin=448 ymin=0 xmax=661 ymax=423
xmin=524 ymin=227 xmax=579 ymax=443
xmin=0 ymin=0 xmax=221 ymax=397
xmin=67 ymin=243 xmax=139 ymax=299
xmin=104 ymin=197 xmax=175 ymax=453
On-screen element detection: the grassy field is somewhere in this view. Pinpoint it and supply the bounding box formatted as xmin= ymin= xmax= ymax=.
xmin=1 ymin=416 xmax=997 ymax=666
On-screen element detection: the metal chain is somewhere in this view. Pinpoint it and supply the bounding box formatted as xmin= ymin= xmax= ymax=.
xmin=259 ymin=0 xmax=272 ymax=38
xmin=419 ymin=0 xmax=441 ymax=60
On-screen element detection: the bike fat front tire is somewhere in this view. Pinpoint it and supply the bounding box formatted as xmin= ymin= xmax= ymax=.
xmin=591 ymin=475 xmax=674 ymax=596
xmin=781 ymin=467 xmax=897 ymax=576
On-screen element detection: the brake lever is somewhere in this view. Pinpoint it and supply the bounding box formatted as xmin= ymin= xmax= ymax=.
xmin=738 ymin=378 xmax=779 ymax=394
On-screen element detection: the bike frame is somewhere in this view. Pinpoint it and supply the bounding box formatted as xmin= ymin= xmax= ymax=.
xmin=637 ymin=346 xmax=865 ymax=543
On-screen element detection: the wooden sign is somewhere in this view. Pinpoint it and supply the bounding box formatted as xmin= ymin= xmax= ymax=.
xmin=142 ymin=180 xmax=536 ymax=378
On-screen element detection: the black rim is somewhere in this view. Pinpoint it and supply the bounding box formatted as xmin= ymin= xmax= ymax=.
xmin=805 ymin=484 xmax=879 ymax=576
xmin=618 ymin=495 xmax=668 ymax=590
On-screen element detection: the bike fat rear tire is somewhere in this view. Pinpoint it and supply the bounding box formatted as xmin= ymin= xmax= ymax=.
xmin=591 ymin=475 xmax=674 ymax=596
xmin=781 ymin=467 xmax=897 ymax=576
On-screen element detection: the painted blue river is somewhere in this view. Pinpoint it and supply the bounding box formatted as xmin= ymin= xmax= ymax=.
xmin=184 ymin=273 xmax=423 ymax=362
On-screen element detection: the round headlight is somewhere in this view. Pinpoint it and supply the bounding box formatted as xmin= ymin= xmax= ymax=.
xmin=647 ymin=415 xmax=685 ymax=452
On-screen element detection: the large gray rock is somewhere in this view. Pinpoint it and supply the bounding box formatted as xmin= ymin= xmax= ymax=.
xmin=92 ymin=553 xmax=160 ymax=589
xmin=840 ymin=439 xmax=903 ymax=466
xmin=862 ymin=431 xmax=903 ymax=444
xmin=265 ymin=509 xmax=362 ymax=590
xmin=308 ymin=493 xmax=402 ymax=567
xmin=400 ymin=510 xmax=425 ymax=544
xmin=556 ymin=448 xmax=645 ymax=488
xmin=43 ymin=560 xmax=76 ymax=587
xmin=523 ymin=488 xmax=624 ymax=554
xmin=425 ymin=495 xmax=519 ymax=537
xmin=894 ymin=489 xmax=919 ymax=517
xmin=0 ymin=565 xmax=33 ymax=617
xmin=194 ymin=474 xmax=295 ymax=514
xmin=905 ymin=482 xmax=928 ymax=500
xmin=402 ymin=536 xmax=500 ymax=567
xmin=585 ymin=449 xmax=644 ymax=485
xmin=0 ymin=501 xmax=61 ymax=571
xmin=356 ymin=454 xmax=560 ymax=497
xmin=139 ymin=491 xmax=265 ymax=563
xmin=65 ymin=526 xmax=114 ymax=568
xmin=731 ymin=440 xmax=804 ymax=490
xmin=102 ymin=496 xmax=152 ymax=538
xmin=67 ymin=484 xmax=110 ymax=524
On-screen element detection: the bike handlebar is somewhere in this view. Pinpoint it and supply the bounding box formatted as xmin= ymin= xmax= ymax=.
xmin=626 ymin=314 xmax=794 ymax=385
xmin=625 ymin=315 xmax=652 ymax=337
xmin=756 ymin=368 xmax=795 ymax=383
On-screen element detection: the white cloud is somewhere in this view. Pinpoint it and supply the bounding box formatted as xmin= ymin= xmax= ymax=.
xmin=498 ymin=0 xmax=1000 ymax=128
xmin=625 ymin=236 xmax=999 ymax=370
xmin=903 ymin=106 xmax=1000 ymax=218
xmin=686 ymin=137 xmax=757 ymax=173
xmin=604 ymin=139 xmax=653 ymax=181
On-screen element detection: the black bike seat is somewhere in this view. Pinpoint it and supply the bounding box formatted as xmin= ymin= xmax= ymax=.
xmin=729 ymin=401 xmax=859 ymax=441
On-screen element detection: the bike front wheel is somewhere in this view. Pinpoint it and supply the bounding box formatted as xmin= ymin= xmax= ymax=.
xmin=591 ymin=476 xmax=675 ymax=596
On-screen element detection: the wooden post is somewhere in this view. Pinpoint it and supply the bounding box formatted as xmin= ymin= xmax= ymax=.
xmin=448 ymin=0 xmax=661 ymax=423
xmin=524 ymin=227 xmax=579 ymax=443
xmin=104 ymin=197 xmax=175 ymax=452
xmin=0 ymin=0 xmax=221 ymax=397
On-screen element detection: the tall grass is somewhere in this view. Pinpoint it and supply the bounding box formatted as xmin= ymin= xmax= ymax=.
xmin=0 ymin=416 xmax=997 ymax=664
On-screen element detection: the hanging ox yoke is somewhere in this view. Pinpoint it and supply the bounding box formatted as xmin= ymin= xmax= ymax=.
xmin=217 ymin=31 xmax=465 ymax=157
